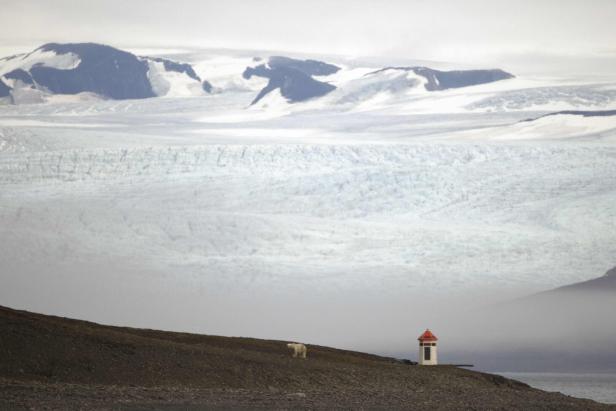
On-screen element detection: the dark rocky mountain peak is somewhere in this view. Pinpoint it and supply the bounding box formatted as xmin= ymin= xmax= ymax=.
xmin=243 ymin=56 xmax=340 ymax=105
xmin=0 ymin=43 xmax=212 ymax=101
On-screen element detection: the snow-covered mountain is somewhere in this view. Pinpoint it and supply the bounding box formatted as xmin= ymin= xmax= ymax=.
xmin=240 ymin=56 xmax=515 ymax=106
xmin=0 ymin=43 xmax=212 ymax=104
xmin=366 ymin=66 xmax=514 ymax=91
xmin=2 ymin=43 xmax=616 ymax=131
xmin=1 ymin=43 xmax=518 ymax=107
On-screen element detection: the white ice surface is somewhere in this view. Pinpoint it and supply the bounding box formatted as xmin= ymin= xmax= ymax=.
xmin=447 ymin=114 xmax=616 ymax=141
xmin=1 ymin=94 xmax=615 ymax=294
xmin=2 ymin=142 xmax=615 ymax=291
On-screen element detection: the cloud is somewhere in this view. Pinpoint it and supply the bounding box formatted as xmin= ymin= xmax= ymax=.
xmin=1 ymin=0 xmax=616 ymax=67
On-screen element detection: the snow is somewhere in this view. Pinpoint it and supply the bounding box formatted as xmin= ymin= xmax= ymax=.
xmin=447 ymin=114 xmax=616 ymax=141
xmin=314 ymin=65 xmax=374 ymax=86
xmin=146 ymin=60 xmax=205 ymax=97
xmin=0 ymin=48 xmax=81 ymax=76
xmin=467 ymin=84 xmax=616 ymax=112
xmin=0 ymin=118 xmax=115 ymax=128
xmin=1 ymin=141 xmax=615 ymax=297
xmin=326 ymin=68 xmax=429 ymax=110
xmin=190 ymin=54 xmax=268 ymax=92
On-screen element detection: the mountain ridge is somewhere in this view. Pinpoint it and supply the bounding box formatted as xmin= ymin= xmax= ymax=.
xmin=0 ymin=42 xmax=212 ymax=103
xmin=368 ymin=66 xmax=514 ymax=91
xmin=1 ymin=42 xmax=516 ymax=106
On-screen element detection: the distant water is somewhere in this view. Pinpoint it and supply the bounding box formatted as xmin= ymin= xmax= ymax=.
xmin=498 ymin=372 xmax=616 ymax=404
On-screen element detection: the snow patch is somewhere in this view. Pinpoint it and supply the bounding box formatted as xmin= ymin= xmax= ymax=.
xmin=0 ymin=49 xmax=81 ymax=76
xmin=146 ymin=60 xmax=205 ymax=97
xmin=191 ymin=55 xmax=268 ymax=92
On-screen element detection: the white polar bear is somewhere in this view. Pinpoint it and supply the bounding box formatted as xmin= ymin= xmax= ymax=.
xmin=287 ymin=343 xmax=307 ymax=359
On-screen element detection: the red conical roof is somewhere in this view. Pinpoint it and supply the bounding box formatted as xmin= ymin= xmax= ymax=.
xmin=418 ymin=329 xmax=438 ymax=342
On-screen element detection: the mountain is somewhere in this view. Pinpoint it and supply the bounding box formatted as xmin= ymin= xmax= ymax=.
xmin=0 ymin=77 xmax=10 ymax=97
xmin=0 ymin=43 xmax=212 ymax=103
xmin=0 ymin=305 xmax=609 ymax=410
xmin=536 ymin=266 xmax=616 ymax=294
xmin=450 ymin=266 xmax=616 ymax=372
xmin=1 ymin=44 xmax=517 ymax=107
xmin=368 ymin=66 xmax=514 ymax=91
xmin=243 ymin=56 xmax=340 ymax=104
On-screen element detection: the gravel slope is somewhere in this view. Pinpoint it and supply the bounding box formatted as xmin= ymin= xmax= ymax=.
xmin=0 ymin=305 xmax=613 ymax=410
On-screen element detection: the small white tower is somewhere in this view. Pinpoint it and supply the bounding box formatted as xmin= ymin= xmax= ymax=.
xmin=418 ymin=329 xmax=438 ymax=365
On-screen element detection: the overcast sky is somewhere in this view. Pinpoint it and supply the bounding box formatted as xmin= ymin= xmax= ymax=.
xmin=1 ymin=0 xmax=616 ymax=70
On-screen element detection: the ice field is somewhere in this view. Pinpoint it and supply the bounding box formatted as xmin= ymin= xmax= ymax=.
xmin=1 ymin=50 xmax=616 ymax=348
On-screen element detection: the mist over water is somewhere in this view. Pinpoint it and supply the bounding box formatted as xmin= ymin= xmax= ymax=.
xmin=4 ymin=248 xmax=614 ymax=372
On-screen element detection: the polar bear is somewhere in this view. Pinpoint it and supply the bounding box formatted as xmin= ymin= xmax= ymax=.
xmin=287 ymin=343 xmax=307 ymax=359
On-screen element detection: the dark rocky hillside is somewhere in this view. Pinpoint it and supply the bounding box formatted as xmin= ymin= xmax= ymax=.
xmin=0 ymin=305 xmax=612 ymax=410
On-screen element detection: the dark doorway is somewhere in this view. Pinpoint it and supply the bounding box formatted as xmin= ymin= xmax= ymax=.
xmin=424 ymin=346 xmax=431 ymax=361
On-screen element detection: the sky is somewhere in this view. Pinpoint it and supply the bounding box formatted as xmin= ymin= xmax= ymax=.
xmin=1 ymin=0 xmax=616 ymax=70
